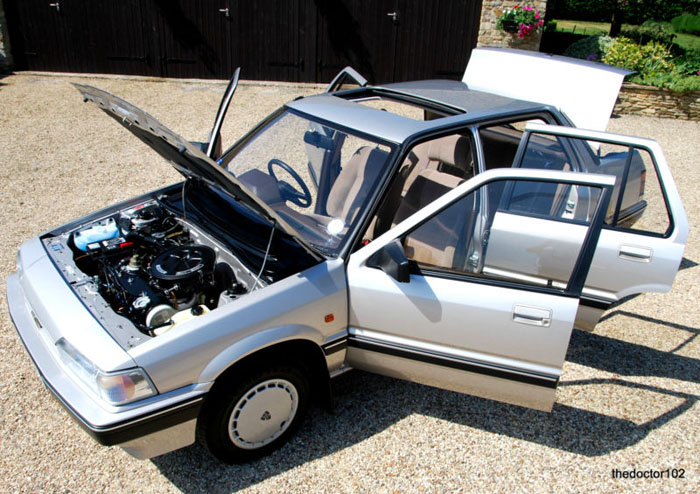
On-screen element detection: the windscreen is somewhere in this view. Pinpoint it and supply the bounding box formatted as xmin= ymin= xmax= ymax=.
xmin=221 ymin=111 xmax=393 ymax=256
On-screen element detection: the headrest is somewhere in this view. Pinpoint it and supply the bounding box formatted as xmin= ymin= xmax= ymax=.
xmin=427 ymin=134 xmax=471 ymax=168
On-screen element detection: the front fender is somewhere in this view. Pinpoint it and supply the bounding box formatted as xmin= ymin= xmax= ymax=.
xmin=197 ymin=324 xmax=325 ymax=383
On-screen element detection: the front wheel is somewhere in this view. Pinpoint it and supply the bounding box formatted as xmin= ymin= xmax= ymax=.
xmin=197 ymin=365 xmax=310 ymax=463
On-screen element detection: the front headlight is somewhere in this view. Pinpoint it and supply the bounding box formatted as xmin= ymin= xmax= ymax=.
xmin=55 ymin=337 xmax=157 ymax=405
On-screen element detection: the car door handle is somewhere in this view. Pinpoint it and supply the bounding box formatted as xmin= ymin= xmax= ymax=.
xmin=512 ymin=305 xmax=552 ymax=327
xmin=618 ymin=245 xmax=652 ymax=262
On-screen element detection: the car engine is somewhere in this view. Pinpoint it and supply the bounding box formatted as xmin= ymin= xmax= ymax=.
xmin=68 ymin=202 xmax=246 ymax=336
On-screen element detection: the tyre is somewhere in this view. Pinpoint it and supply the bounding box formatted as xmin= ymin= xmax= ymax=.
xmin=197 ymin=364 xmax=310 ymax=463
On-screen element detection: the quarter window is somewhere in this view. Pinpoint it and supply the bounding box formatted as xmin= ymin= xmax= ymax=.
xmin=479 ymin=118 xmax=547 ymax=170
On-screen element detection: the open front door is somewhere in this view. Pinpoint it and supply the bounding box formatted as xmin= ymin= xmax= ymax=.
xmin=346 ymin=169 xmax=614 ymax=411
xmin=514 ymin=123 xmax=688 ymax=329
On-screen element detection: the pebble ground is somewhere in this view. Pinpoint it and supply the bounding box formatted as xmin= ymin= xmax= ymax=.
xmin=0 ymin=73 xmax=698 ymax=493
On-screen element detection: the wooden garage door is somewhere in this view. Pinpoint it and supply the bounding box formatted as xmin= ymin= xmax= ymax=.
xmin=4 ymin=0 xmax=482 ymax=83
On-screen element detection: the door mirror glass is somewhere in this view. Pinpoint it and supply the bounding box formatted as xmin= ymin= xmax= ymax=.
xmin=367 ymin=239 xmax=410 ymax=283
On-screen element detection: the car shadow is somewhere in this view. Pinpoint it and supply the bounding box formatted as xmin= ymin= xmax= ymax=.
xmin=151 ymin=323 xmax=699 ymax=493
xmin=680 ymin=256 xmax=698 ymax=270
xmin=591 ymin=310 xmax=700 ymax=360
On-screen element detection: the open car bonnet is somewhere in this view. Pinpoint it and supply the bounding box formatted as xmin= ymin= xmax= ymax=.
xmin=463 ymin=47 xmax=632 ymax=132
xmin=73 ymin=84 xmax=314 ymax=254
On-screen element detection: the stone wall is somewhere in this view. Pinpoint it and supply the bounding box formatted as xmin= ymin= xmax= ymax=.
xmin=0 ymin=0 xmax=12 ymax=71
xmin=477 ymin=0 xmax=547 ymax=51
xmin=615 ymin=83 xmax=700 ymax=120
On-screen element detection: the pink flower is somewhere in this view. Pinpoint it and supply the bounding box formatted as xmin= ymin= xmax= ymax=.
xmin=538 ymin=19 xmax=544 ymax=26
xmin=535 ymin=13 xmax=539 ymax=19
xmin=518 ymin=32 xmax=525 ymax=39
xmin=520 ymin=23 xmax=525 ymax=29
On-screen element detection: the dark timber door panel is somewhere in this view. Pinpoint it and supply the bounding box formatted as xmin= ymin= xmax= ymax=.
xmin=4 ymin=0 xmax=71 ymax=72
xmin=5 ymin=0 xmax=483 ymax=83
xmin=316 ymin=0 xmax=398 ymax=84
xmin=5 ymin=0 xmax=155 ymax=76
xmin=235 ymin=0 xmax=312 ymax=83
xmin=393 ymin=0 xmax=482 ymax=81
xmin=72 ymin=0 xmax=154 ymax=76
xmin=154 ymin=0 xmax=233 ymax=79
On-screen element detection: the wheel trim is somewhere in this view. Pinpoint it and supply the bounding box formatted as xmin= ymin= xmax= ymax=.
xmin=228 ymin=378 xmax=299 ymax=450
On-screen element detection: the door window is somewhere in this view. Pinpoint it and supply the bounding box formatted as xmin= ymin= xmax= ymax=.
xmin=518 ymin=132 xmax=671 ymax=236
xmin=366 ymin=132 xmax=476 ymax=240
xmin=401 ymin=178 xmax=605 ymax=291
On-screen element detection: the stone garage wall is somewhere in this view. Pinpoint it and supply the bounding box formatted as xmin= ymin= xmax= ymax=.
xmin=477 ymin=0 xmax=547 ymax=51
xmin=0 ymin=0 xmax=12 ymax=71
xmin=615 ymin=83 xmax=700 ymax=120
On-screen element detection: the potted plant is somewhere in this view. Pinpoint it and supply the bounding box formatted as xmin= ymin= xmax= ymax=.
xmin=497 ymin=4 xmax=544 ymax=39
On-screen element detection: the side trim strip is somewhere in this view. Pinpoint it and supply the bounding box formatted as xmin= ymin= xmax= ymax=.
xmin=347 ymin=336 xmax=558 ymax=389
xmin=580 ymin=297 xmax=613 ymax=311
xmin=322 ymin=338 xmax=348 ymax=356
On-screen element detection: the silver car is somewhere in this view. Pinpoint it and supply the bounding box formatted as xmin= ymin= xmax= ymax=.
xmin=7 ymin=49 xmax=688 ymax=463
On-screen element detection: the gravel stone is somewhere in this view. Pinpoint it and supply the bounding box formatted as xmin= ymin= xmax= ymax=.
xmin=0 ymin=73 xmax=698 ymax=493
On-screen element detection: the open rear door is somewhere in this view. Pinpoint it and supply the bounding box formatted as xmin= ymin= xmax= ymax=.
xmin=513 ymin=123 xmax=688 ymax=329
xmin=346 ymin=169 xmax=614 ymax=411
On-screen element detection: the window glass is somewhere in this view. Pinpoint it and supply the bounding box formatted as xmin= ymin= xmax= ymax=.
xmin=620 ymin=149 xmax=670 ymax=234
xmin=479 ymin=118 xmax=546 ymax=170
xmin=403 ymin=179 xmax=603 ymax=290
xmin=519 ymin=133 xmax=670 ymax=235
xmin=221 ymin=111 xmax=393 ymax=255
xmin=366 ymin=132 xmax=476 ymax=241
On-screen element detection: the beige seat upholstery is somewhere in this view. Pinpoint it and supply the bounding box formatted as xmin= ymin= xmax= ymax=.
xmin=396 ymin=169 xmax=467 ymax=268
xmin=326 ymin=146 xmax=388 ymax=224
xmin=401 ymin=134 xmax=474 ymax=196
xmin=369 ymin=134 xmax=474 ymax=240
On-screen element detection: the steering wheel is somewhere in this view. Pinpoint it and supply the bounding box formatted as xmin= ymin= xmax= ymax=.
xmin=267 ymin=159 xmax=312 ymax=208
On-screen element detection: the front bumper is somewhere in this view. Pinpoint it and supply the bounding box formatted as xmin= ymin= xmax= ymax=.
xmin=7 ymin=271 xmax=206 ymax=458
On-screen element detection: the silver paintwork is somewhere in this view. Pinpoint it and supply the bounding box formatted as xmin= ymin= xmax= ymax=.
xmin=15 ymin=238 xmax=134 ymax=372
xmin=346 ymin=169 xmax=615 ymax=411
xmin=128 ymin=258 xmax=347 ymax=393
xmin=286 ymin=86 xmax=552 ymax=146
xmin=484 ymin=212 xmax=588 ymax=285
xmin=525 ymin=123 xmax=689 ymax=302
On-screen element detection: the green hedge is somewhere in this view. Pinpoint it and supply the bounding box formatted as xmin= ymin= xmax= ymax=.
xmin=561 ymin=34 xmax=700 ymax=92
xmin=620 ymin=25 xmax=678 ymax=47
xmin=671 ymin=13 xmax=700 ymax=35
xmin=548 ymin=0 xmax=699 ymax=24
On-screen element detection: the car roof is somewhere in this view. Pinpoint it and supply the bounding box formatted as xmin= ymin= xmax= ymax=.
xmin=286 ymin=79 xmax=558 ymax=144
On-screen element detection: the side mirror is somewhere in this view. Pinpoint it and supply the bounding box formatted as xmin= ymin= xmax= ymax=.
xmin=366 ymin=239 xmax=410 ymax=283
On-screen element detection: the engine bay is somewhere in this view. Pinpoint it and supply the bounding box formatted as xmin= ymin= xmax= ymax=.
xmin=48 ymin=200 xmax=252 ymax=339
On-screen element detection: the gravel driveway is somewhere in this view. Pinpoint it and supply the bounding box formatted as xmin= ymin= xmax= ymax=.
xmin=0 ymin=73 xmax=698 ymax=494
